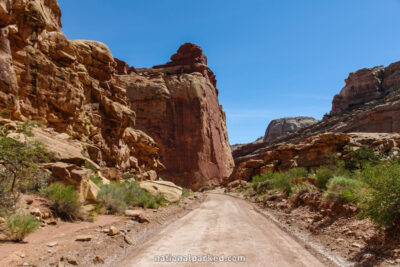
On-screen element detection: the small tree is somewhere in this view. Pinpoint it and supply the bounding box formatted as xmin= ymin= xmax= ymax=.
xmin=0 ymin=123 xmax=48 ymax=210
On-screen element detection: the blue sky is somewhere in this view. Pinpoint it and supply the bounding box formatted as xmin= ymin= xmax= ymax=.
xmin=59 ymin=0 xmax=400 ymax=145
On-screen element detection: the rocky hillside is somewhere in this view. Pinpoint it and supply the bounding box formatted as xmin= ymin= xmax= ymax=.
xmin=230 ymin=59 xmax=400 ymax=182
xmin=263 ymin=117 xmax=318 ymax=143
xmin=118 ymin=43 xmax=234 ymax=190
xmin=0 ymin=0 xmax=232 ymax=190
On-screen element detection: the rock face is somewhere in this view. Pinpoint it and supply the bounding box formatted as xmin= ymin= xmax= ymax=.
xmin=0 ymin=1 xmax=233 ymax=190
xmin=0 ymin=0 xmax=163 ymax=176
xmin=263 ymin=117 xmax=318 ymax=143
xmin=331 ymin=61 xmax=400 ymax=115
xmin=120 ymin=43 xmax=234 ymax=190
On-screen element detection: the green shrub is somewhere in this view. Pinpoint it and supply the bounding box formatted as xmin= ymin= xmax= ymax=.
xmin=42 ymin=183 xmax=81 ymax=221
xmin=315 ymin=167 xmax=335 ymax=189
xmin=255 ymin=180 xmax=274 ymax=194
xmin=250 ymin=168 xmax=309 ymax=196
xmin=359 ymin=163 xmax=400 ymax=229
xmin=84 ymin=161 xmax=98 ymax=171
xmin=324 ymin=176 xmax=364 ymax=204
xmin=289 ymin=182 xmax=318 ymax=204
xmin=287 ymin=167 xmax=308 ymax=178
xmin=271 ymin=172 xmax=293 ymax=195
xmin=345 ymin=145 xmax=379 ymax=170
xmin=291 ymin=181 xmax=318 ymax=196
xmin=199 ymin=186 xmax=212 ymax=192
xmin=96 ymin=181 xmax=167 ymax=214
xmin=122 ymin=173 xmax=136 ymax=180
xmin=96 ymin=184 xmax=127 ymax=214
xmin=90 ymin=175 xmax=103 ymax=187
xmin=182 ymin=188 xmax=191 ymax=198
xmin=5 ymin=212 xmax=40 ymax=241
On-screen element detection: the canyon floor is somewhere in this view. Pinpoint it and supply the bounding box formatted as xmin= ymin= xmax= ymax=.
xmin=120 ymin=193 xmax=332 ymax=267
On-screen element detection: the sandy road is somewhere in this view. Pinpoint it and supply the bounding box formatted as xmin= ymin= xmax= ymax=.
xmin=121 ymin=193 xmax=325 ymax=267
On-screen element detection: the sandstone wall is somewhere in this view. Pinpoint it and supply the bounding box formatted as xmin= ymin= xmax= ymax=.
xmin=0 ymin=0 xmax=163 ymax=175
xmin=121 ymin=43 xmax=234 ymax=190
xmin=331 ymin=61 xmax=400 ymax=115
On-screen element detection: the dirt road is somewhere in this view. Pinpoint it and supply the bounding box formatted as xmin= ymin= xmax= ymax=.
xmin=121 ymin=193 xmax=326 ymax=267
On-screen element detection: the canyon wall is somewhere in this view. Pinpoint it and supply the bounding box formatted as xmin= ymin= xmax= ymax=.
xmin=119 ymin=43 xmax=234 ymax=190
xmin=230 ymin=60 xmax=400 ymax=182
xmin=331 ymin=61 xmax=400 ymax=117
xmin=0 ymin=0 xmax=233 ymax=190
xmin=0 ymin=0 xmax=163 ymax=176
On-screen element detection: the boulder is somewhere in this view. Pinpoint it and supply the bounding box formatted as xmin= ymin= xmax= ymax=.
xmin=108 ymin=226 xmax=119 ymax=236
xmin=139 ymin=180 xmax=183 ymax=202
xmin=124 ymin=209 xmax=149 ymax=223
xmin=263 ymin=117 xmax=318 ymax=143
xmin=48 ymin=162 xmax=95 ymax=202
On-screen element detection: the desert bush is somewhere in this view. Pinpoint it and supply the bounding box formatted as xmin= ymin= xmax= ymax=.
xmin=199 ymin=186 xmax=213 ymax=192
xmin=182 ymin=188 xmax=191 ymax=198
xmin=5 ymin=212 xmax=40 ymax=241
xmin=42 ymin=183 xmax=81 ymax=221
xmin=359 ymin=163 xmax=400 ymax=229
xmin=271 ymin=172 xmax=293 ymax=195
xmin=250 ymin=168 xmax=309 ymax=195
xmin=255 ymin=180 xmax=274 ymax=194
xmin=90 ymin=174 xmax=103 ymax=187
xmin=324 ymin=176 xmax=364 ymax=204
xmin=96 ymin=184 xmax=127 ymax=214
xmin=291 ymin=181 xmax=318 ymax=196
xmin=315 ymin=166 xmax=335 ymax=189
xmin=96 ymin=181 xmax=166 ymax=214
xmin=287 ymin=167 xmax=308 ymax=178
xmin=289 ymin=182 xmax=318 ymax=204
xmin=122 ymin=173 xmax=136 ymax=180
xmin=345 ymin=145 xmax=380 ymax=170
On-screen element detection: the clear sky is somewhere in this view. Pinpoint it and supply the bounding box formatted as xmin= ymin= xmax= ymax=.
xmin=58 ymin=0 xmax=400 ymax=145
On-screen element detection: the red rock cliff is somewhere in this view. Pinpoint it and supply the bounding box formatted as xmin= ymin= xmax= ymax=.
xmin=119 ymin=43 xmax=234 ymax=190
xmin=0 ymin=0 xmax=163 ymax=176
xmin=331 ymin=61 xmax=400 ymax=115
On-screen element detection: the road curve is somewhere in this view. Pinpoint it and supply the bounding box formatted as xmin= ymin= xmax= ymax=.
xmin=120 ymin=193 xmax=325 ymax=267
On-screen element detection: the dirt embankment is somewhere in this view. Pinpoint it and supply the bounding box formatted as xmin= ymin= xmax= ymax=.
xmin=0 ymin=194 xmax=204 ymax=267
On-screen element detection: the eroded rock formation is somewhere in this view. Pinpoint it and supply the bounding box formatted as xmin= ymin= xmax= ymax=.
xmin=331 ymin=61 xmax=400 ymax=115
xmin=119 ymin=43 xmax=234 ymax=190
xmin=228 ymin=132 xmax=400 ymax=183
xmin=232 ymin=60 xmax=400 ymax=168
xmin=0 ymin=1 xmax=233 ymax=191
xmin=263 ymin=117 xmax=318 ymax=143
xmin=0 ymin=0 xmax=163 ymax=176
